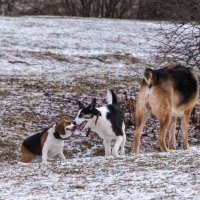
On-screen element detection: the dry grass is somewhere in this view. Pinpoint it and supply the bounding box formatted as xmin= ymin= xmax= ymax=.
xmin=0 ymin=139 xmax=19 ymax=161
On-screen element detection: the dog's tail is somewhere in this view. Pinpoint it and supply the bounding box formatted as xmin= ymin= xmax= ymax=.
xmin=107 ymin=89 xmax=118 ymax=105
xmin=144 ymin=68 xmax=154 ymax=86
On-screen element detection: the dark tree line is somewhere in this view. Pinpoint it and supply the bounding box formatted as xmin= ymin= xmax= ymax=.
xmin=137 ymin=0 xmax=200 ymax=21
xmin=1 ymin=0 xmax=200 ymax=21
xmin=37 ymin=0 xmax=140 ymax=19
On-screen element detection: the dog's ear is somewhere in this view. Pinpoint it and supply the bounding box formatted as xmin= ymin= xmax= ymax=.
xmin=94 ymin=108 xmax=101 ymax=117
xmin=88 ymin=98 xmax=96 ymax=110
xmin=78 ymin=101 xmax=85 ymax=109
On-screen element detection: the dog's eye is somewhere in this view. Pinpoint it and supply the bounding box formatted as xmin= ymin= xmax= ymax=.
xmin=79 ymin=113 xmax=84 ymax=118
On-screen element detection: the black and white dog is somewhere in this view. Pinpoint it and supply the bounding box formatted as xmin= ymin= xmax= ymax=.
xmin=70 ymin=90 xmax=126 ymax=157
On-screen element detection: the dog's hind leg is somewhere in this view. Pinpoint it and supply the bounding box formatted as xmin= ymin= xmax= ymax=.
xmin=181 ymin=109 xmax=192 ymax=150
xmin=21 ymin=146 xmax=35 ymax=163
xmin=120 ymin=122 xmax=126 ymax=155
xmin=168 ymin=116 xmax=177 ymax=149
xmin=113 ymin=136 xmax=123 ymax=157
xmin=120 ymin=133 xmax=126 ymax=155
xmin=131 ymin=84 xmax=151 ymax=154
xmin=158 ymin=116 xmax=171 ymax=152
xmin=103 ymin=139 xmax=111 ymax=157
xmin=131 ymin=106 xmax=150 ymax=154
xmin=152 ymin=90 xmax=172 ymax=152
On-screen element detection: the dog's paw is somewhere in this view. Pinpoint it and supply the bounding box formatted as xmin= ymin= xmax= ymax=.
xmin=129 ymin=149 xmax=138 ymax=156
xmin=120 ymin=154 xmax=126 ymax=158
xmin=18 ymin=161 xmax=31 ymax=165
xmin=112 ymin=151 xmax=120 ymax=158
xmin=113 ymin=154 xmax=125 ymax=160
xmin=120 ymin=150 xmax=125 ymax=156
xmin=42 ymin=160 xmax=49 ymax=164
xmin=105 ymin=155 xmax=113 ymax=160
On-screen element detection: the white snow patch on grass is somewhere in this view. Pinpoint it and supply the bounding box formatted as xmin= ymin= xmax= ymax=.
xmin=1 ymin=148 xmax=200 ymax=199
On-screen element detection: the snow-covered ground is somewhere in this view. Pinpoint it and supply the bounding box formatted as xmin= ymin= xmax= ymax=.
xmin=1 ymin=148 xmax=200 ymax=200
xmin=0 ymin=16 xmax=199 ymax=199
xmin=0 ymin=16 xmax=159 ymax=76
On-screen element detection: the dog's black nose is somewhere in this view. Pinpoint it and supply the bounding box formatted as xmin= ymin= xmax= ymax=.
xmin=72 ymin=121 xmax=76 ymax=125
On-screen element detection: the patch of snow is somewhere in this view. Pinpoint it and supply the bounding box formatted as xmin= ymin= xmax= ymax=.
xmin=0 ymin=148 xmax=200 ymax=199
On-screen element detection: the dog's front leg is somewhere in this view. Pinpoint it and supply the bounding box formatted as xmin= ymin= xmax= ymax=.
xmin=58 ymin=150 xmax=66 ymax=161
xmin=112 ymin=136 xmax=123 ymax=157
xmin=58 ymin=143 xmax=66 ymax=161
xmin=42 ymin=144 xmax=49 ymax=163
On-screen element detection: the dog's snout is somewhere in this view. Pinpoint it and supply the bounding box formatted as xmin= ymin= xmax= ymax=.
xmin=72 ymin=121 xmax=76 ymax=125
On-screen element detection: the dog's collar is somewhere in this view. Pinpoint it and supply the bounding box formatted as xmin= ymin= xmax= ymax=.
xmin=53 ymin=132 xmax=65 ymax=140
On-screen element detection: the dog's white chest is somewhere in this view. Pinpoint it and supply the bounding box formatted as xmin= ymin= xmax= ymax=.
xmin=49 ymin=142 xmax=63 ymax=156
xmin=93 ymin=119 xmax=116 ymax=139
xmin=44 ymin=134 xmax=64 ymax=158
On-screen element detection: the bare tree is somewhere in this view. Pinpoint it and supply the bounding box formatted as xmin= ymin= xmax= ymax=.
xmin=155 ymin=0 xmax=200 ymax=71
xmin=157 ymin=23 xmax=200 ymax=70
xmin=80 ymin=0 xmax=92 ymax=17
xmin=117 ymin=0 xmax=138 ymax=19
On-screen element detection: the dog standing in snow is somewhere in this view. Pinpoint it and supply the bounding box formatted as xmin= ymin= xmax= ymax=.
xmin=71 ymin=90 xmax=126 ymax=157
xmin=131 ymin=64 xmax=199 ymax=153
xmin=21 ymin=117 xmax=75 ymax=163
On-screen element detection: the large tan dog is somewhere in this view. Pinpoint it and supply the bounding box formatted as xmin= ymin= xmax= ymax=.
xmin=131 ymin=64 xmax=199 ymax=153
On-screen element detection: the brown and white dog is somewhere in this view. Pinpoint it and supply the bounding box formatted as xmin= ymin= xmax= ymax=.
xmin=21 ymin=117 xmax=74 ymax=163
xmin=131 ymin=64 xmax=199 ymax=153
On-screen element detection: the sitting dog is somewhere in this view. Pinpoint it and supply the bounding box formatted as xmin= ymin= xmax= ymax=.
xmin=131 ymin=64 xmax=199 ymax=153
xmin=71 ymin=90 xmax=126 ymax=157
xmin=21 ymin=117 xmax=74 ymax=163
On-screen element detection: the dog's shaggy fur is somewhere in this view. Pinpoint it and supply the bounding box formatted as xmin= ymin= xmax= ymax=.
xmin=131 ymin=64 xmax=199 ymax=153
